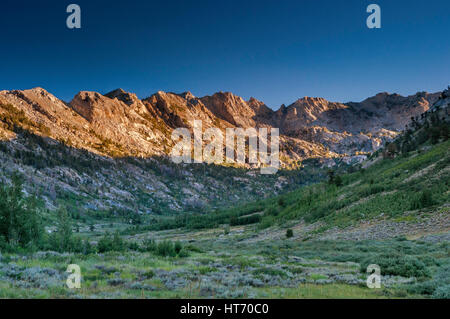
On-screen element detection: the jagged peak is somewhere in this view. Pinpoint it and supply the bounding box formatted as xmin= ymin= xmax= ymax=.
xmin=178 ymin=91 xmax=195 ymax=100
xmin=73 ymin=91 xmax=104 ymax=101
xmin=104 ymin=88 xmax=139 ymax=106
xmin=145 ymin=90 xmax=189 ymax=101
xmin=295 ymin=96 xmax=328 ymax=104
xmin=277 ymin=104 xmax=287 ymax=112
xmin=207 ymin=91 xmax=236 ymax=98
xmin=17 ymin=87 xmax=58 ymax=99
xmin=248 ymin=97 xmax=262 ymax=104
xmin=145 ymin=90 xmax=171 ymax=100
xmin=28 ymin=87 xmax=50 ymax=94
xmin=105 ymin=88 xmax=127 ymax=96
xmin=203 ymin=91 xmax=248 ymax=106
xmin=287 ymin=97 xmax=341 ymax=112
xmin=8 ymin=87 xmax=63 ymax=103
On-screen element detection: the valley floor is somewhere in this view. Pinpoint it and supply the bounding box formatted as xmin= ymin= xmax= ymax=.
xmin=0 ymin=224 xmax=448 ymax=299
xmin=1 ymin=131 xmax=449 ymax=299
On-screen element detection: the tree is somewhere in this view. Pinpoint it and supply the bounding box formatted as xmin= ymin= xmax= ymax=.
xmin=327 ymin=170 xmax=335 ymax=184
xmin=278 ymin=197 xmax=286 ymax=207
xmin=97 ymin=232 xmax=126 ymax=252
xmin=112 ymin=232 xmax=125 ymax=251
xmin=334 ymin=175 xmax=343 ymax=187
xmin=411 ymin=190 xmax=434 ymax=210
xmin=430 ymin=127 xmax=440 ymax=144
xmin=384 ymin=143 xmax=398 ymax=158
xmin=54 ymin=207 xmax=73 ymax=252
xmin=286 ymin=229 xmax=293 ymax=238
xmin=327 ymin=169 xmax=342 ymax=187
xmin=442 ymin=124 xmax=449 ymax=140
xmin=0 ymin=174 xmax=42 ymax=248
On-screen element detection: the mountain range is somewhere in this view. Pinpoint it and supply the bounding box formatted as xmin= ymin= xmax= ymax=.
xmin=0 ymin=88 xmax=440 ymax=164
xmin=0 ymin=87 xmax=443 ymax=214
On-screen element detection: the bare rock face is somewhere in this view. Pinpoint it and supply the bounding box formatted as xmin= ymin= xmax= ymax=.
xmin=143 ymin=91 xmax=221 ymax=130
xmin=104 ymin=88 xmax=138 ymax=106
xmin=200 ymin=92 xmax=260 ymax=127
xmin=275 ymin=93 xmax=439 ymax=134
xmin=247 ymin=97 xmax=273 ymax=116
xmin=0 ymin=87 xmax=442 ymax=166
xmin=0 ymin=86 xmax=446 ymax=216
xmin=349 ymin=92 xmax=440 ymax=131
xmin=0 ymin=88 xmax=96 ymax=151
xmin=70 ymin=91 xmax=121 ymax=123
xmin=431 ymin=87 xmax=450 ymax=111
xmin=69 ymin=91 xmax=170 ymax=156
xmin=274 ymin=97 xmax=349 ymax=133
xmin=269 ymin=92 xmax=439 ymax=155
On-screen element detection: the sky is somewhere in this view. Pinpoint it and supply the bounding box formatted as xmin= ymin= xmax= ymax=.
xmin=0 ymin=0 xmax=449 ymax=108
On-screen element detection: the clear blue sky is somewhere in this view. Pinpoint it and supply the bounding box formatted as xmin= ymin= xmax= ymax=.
xmin=0 ymin=0 xmax=449 ymax=108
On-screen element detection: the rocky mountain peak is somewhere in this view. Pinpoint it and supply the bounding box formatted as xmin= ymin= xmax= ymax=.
xmin=29 ymin=87 xmax=50 ymax=94
xmin=178 ymin=91 xmax=195 ymax=100
xmin=200 ymin=92 xmax=258 ymax=127
xmin=247 ymin=97 xmax=273 ymax=117
xmin=104 ymin=88 xmax=139 ymax=106
xmin=0 ymin=86 xmax=444 ymax=168
xmin=69 ymin=91 xmax=130 ymax=123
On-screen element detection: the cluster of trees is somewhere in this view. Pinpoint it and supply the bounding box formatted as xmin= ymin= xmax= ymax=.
xmin=327 ymin=170 xmax=343 ymax=187
xmin=410 ymin=190 xmax=435 ymax=210
xmin=0 ymin=174 xmax=192 ymax=256
xmin=0 ymin=130 xmax=108 ymax=174
xmin=286 ymin=229 xmax=293 ymax=238
xmin=0 ymin=174 xmax=42 ymax=250
xmin=0 ymin=177 xmax=94 ymax=254
xmin=386 ymin=110 xmax=449 ymax=158
xmin=229 ymin=213 xmax=261 ymax=226
xmin=145 ymin=200 xmax=267 ymax=231
xmin=140 ymin=238 xmax=189 ymax=257
xmin=0 ymin=103 xmax=50 ymax=135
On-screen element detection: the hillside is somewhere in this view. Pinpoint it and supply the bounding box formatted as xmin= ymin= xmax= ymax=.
xmin=0 ymin=136 xmax=448 ymax=299
xmin=0 ymin=88 xmax=448 ymax=299
xmin=0 ymin=88 xmax=439 ymax=162
xmin=147 ymin=125 xmax=449 ymax=239
xmin=0 ymin=87 xmax=441 ymax=216
xmin=140 ymin=87 xmax=449 ymax=235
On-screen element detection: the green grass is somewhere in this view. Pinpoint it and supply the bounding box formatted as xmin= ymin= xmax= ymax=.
xmin=308 ymin=274 xmax=328 ymax=281
xmin=253 ymin=284 xmax=412 ymax=299
xmin=0 ymin=123 xmax=448 ymax=299
xmin=256 ymin=139 xmax=450 ymax=229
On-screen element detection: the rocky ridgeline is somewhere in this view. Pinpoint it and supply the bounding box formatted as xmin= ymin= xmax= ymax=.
xmin=0 ymin=86 xmax=442 ymax=213
xmin=0 ymin=87 xmax=440 ymax=164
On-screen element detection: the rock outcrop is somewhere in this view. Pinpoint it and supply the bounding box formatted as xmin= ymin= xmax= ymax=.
xmin=0 ymin=87 xmax=441 ymax=164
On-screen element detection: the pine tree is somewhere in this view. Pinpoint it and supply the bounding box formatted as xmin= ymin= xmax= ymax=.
xmin=0 ymin=173 xmax=42 ymax=248
xmin=55 ymin=207 xmax=73 ymax=252
xmin=286 ymin=229 xmax=293 ymax=238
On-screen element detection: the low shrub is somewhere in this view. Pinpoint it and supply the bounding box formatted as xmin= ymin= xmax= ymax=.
xmin=410 ymin=190 xmax=434 ymax=210
xmin=432 ymin=285 xmax=450 ymax=299
xmin=360 ymin=254 xmax=430 ymax=278
xmin=97 ymin=232 xmax=126 ymax=253
xmin=286 ymin=229 xmax=294 ymax=238
xmin=156 ymin=240 xmax=177 ymax=257
xmin=252 ymin=267 xmax=288 ymax=278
